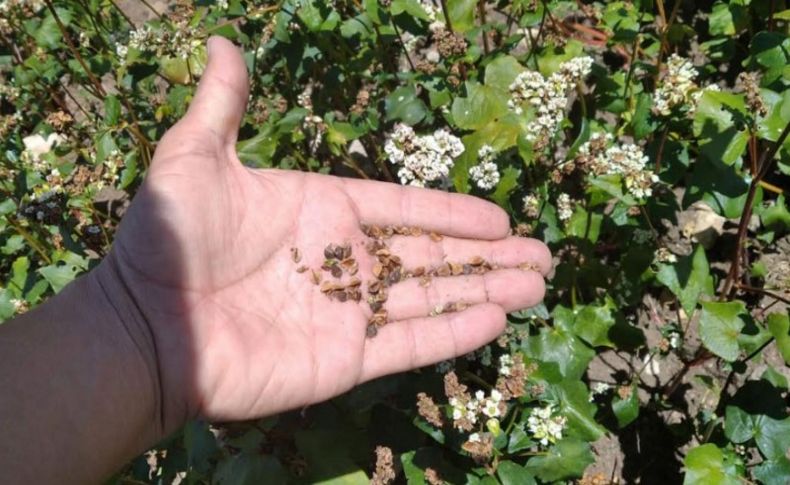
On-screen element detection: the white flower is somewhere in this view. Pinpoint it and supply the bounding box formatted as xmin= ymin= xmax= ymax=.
xmin=583 ymin=141 xmax=658 ymax=200
xmin=669 ymin=331 xmax=681 ymax=349
xmin=523 ymin=194 xmax=540 ymax=218
xmin=508 ymin=56 xmax=593 ymax=148
xmin=527 ymin=404 xmax=567 ymax=446
xmin=590 ymin=382 xmax=611 ymax=401
xmin=654 ymin=54 xmax=699 ymax=116
xmin=469 ymin=145 xmax=500 ymax=190
xmin=468 ymin=432 xmax=481 ymax=443
xmin=498 ymin=354 xmax=513 ymax=376
xmin=481 ymin=399 xmax=501 ymax=418
xmin=115 ymin=43 xmax=128 ymax=59
xmin=22 ymin=133 xmax=64 ymax=163
xmin=654 ymin=247 xmax=677 ymax=264
xmin=216 ymin=0 xmax=229 ymax=9
xmin=386 ymin=124 xmax=464 ymax=187
xmin=556 ymin=193 xmax=573 ymax=221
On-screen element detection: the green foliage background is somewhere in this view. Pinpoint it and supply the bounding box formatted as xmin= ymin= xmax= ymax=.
xmin=1 ymin=0 xmax=790 ymax=483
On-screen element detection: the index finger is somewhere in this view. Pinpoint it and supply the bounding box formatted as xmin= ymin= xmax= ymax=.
xmin=340 ymin=178 xmax=510 ymax=240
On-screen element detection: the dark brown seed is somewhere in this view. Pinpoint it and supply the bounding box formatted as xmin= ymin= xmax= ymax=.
xmin=321 ymin=261 xmax=335 ymax=272
xmin=349 ymin=262 xmax=359 ymax=275
xmin=366 ymin=324 xmax=378 ymax=338
xmin=412 ymin=266 xmax=425 ymax=277
xmin=296 ymin=265 xmax=309 ymax=273
xmin=375 ymin=248 xmax=391 ymax=258
xmin=375 ymin=289 xmax=388 ymax=302
xmin=429 ymin=232 xmax=443 ymax=242
xmin=449 ymin=262 xmax=464 ymax=276
xmin=348 ymin=289 xmax=361 ymax=302
xmin=336 ymin=291 xmax=348 ymax=302
xmin=386 ymin=267 xmax=402 ymax=286
xmin=462 ymin=264 xmax=473 ymax=275
xmin=369 ymin=300 xmax=383 ymax=313
xmin=324 ymin=245 xmax=336 ymax=260
xmin=290 ymin=247 xmax=302 ymax=263
xmin=330 ymin=265 xmax=343 ymax=278
xmin=390 ymin=254 xmax=402 ymax=266
xmin=348 ymin=277 xmax=362 ymax=287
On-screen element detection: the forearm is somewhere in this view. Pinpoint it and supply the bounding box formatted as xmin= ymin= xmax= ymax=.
xmin=0 ymin=262 xmax=166 ymax=484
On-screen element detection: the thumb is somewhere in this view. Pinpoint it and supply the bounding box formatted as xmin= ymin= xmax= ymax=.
xmin=182 ymin=36 xmax=250 ymax=145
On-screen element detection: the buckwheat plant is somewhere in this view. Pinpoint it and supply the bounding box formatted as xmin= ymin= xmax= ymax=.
xmin=2 ymin=0 xmax=790 ymax=483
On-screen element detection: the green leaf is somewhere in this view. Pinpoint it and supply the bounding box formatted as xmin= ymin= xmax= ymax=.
xmin=104 ymin=95 xmax=121 ymax=126
xmin=569 ymin=304 xmax=616 ymax=348
xmin=484 ymin=55 xmax=526 ymax=93
xmin=724 ymin=405 xmax=754 ymax=443
xmin=295 ymin=429 xmax=369 ymax=484
xmin=524 ymin=326 xmax=595 ymax=380
xmin=451 ymin=82 xmax=507 ymax=130
xmin=655 ymin=246 xmax=715 ymax=316
xmin=612 ymin=383 xmax=639 ymax=428
xmin=32 ymin=7 xmax=73 ymax=49
xmin=497 ymin=461 xmax=536 ymax=485
xmin=401 ymin=448 xmax=465 ymax=484
xmin=753 ymin=456 xmax=790 ymax=485
xmin=385 ymin=85 xmax=428 ymax=125
xmin=38 ymin=263 xmax=81 ymax=294
xmin=524 ymin=438 xmax=593 ymax=482
xmin=754 ymin=416 xmax=790 ymax=461
xmin=767 ymin=313 xmax=790 ymax=365
xmin=761 ymin=195 xmax=790 ymax=232
xmin=692 ymin=91 xmax=748 ymax=165
xmin=236 ymin=125 xmax=277 ymax=168
xmin=489 ymin=166 xmax=520 ymax=207
xmin=698 ymin=301 xmax=746 ymax=362
xmin=553 ymin=381 xmax=606 ymax=441
xmin=213 ymin=453 xmax=287 ymax=485
xmin=446 ymin=0 xmax=476 ymax=32
xmin=184 ymin=420 xmax=219 ymax=474
xmin=566 ymin=207 xmax=603 ymax=243
xmin=683 ymin=444 xmax=742 ymax=485
xmin=507 ymin=424 xmax=535 ymax=453
xmin=391 ymin=0 xmax=430 ymax=20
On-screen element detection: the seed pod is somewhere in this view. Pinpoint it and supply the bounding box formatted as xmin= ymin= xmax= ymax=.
xmin=310 ymin=270 xmax=322 ymax=285
xmin=372 ymin=263 xmax=384 ymax=279
xmin=368 ymin=280 xmax=381 ymax=294
xmin=436 ymin=263 xmax=451 ymax=278
xmin=412 ymin=266 xmax=425 ymax=277
xmin=449 ymin=262 xmax=464 ymax=276
xmin=469 ymin=256 xmax=485 ymax=266
xmin=369 ymin=300 xmax=383 ymax=313
xmin=429 ymin=232 xmax=443 ymax=242
xmin=366 ymin=324 xmax=378 ymax=338
xmin=296 ymin=265 xmax=309 ymax=273
xmin=348 ymin=277 xmax=362 ymax=287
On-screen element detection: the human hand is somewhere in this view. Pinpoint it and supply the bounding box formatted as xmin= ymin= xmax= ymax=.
xmin=106 ymin=36 xmax=551 ymax=431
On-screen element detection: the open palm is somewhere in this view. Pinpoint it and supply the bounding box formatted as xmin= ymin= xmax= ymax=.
xmin=108 ymin=37 xmax=551 ymax=430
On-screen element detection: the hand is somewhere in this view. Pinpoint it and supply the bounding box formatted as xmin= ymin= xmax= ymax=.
xmin=107 ymin=37 xmax=551 ymax=431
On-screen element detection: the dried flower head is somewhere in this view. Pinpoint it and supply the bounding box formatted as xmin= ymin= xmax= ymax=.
xmin=371 ymin=446 xmax=396 ymax=485
xmin=416 ymin=392 xmax=444 ymax=428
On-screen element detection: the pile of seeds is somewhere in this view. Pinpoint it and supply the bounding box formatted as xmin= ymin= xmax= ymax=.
xmin=292 ymin=225 xmax=542 ymax=339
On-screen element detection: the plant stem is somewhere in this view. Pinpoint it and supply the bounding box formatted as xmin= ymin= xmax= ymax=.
xmin=439 ymin=0 xmax=454 ymax=32
xmin=721 ymin=121 xmax=790 ymax=298
xmin=390 ymin=21 xmax=415 ymax=71
xmin=477 ymin=0 xmax=490 ymax=54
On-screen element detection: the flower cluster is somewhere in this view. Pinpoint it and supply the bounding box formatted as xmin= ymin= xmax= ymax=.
xmin=522 ymin=194 xmax=541 ymax=218
xmin=653 ymin=54 xmax=698 ymax=116
xmin=508 ymin=56 xmax=594 ymax=149
xmin=117 ymin=21 xmax=202 ymax=61
xmin=527 ymin=404 xmax=568 ymax=446
xmin=384 ymin=123 xmax=464 ymax=187
xmin=556 ymin=193 xmax=573 ymax=221
xmin=468 ymin=145 xmax=500 ymax=190
xmin=577 ymin=134 xmax=658 ymax=199
xmin=654 ymin=247 xmax=677 ymax=264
